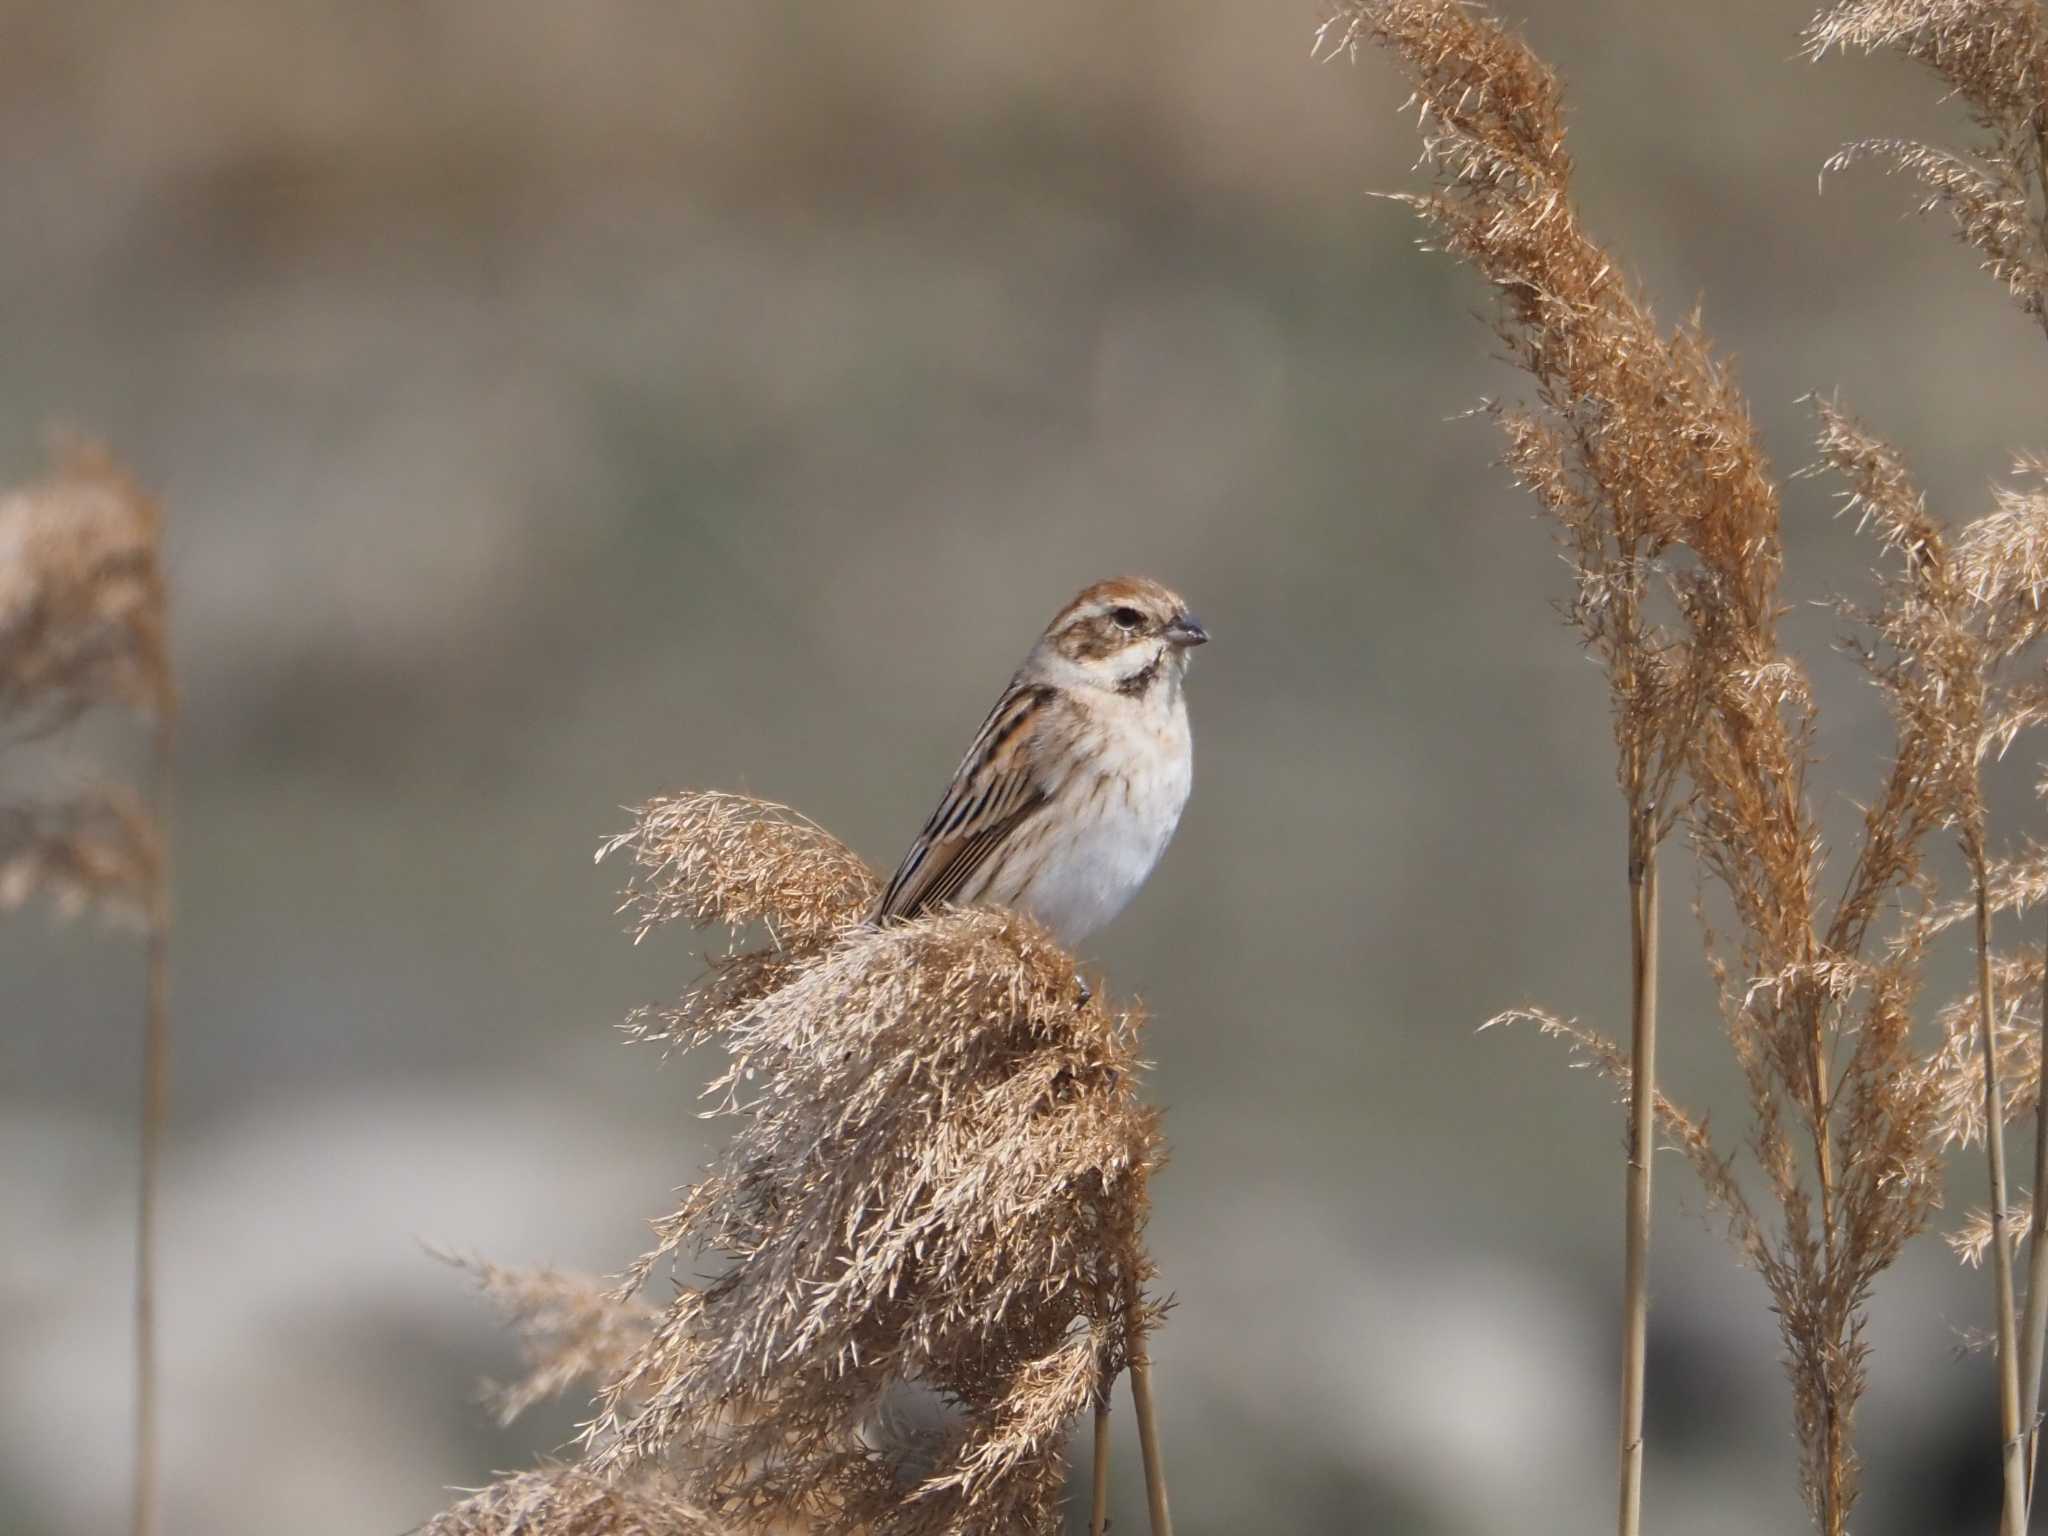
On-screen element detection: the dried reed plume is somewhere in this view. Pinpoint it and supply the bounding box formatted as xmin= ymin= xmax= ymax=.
xmin=0 ymin=788 xmax=163 ymax=923
xmin=1313 ymin=6 xmax=1737 ymax=1522
xmin=424 ymin=1466 xmax=725 ymax=1536
xmin=1816 ymin=428 xmax=2048 ymax=1535
xmin=0 ymin=437 xmax=171 ymax=737
xmin=424 ymin=791 xmax=1169 ymax=1536
xmin=0 ymin=435 xmax=173 ymax=1536
xmin=1807 ymin=0 xmax=2048 ymax=338
xmin=1809 ymin=7 xmax=2048 ymax=1524
xmin=1324 ymin=5 xmax=1958 ymax=1530
xmin=435 ymin=1253 xmax=660 ymax=1428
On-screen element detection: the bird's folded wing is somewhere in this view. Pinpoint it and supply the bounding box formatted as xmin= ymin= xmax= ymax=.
xmin=874 ymin=683 xmax=1055 ymax=923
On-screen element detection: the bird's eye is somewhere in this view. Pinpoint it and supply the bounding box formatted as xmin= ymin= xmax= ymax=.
xmin=1110 ymin=607 xmax=1144 ymax=632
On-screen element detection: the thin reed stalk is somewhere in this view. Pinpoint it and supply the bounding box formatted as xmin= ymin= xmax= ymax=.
xmin=0 ymin=438 xmax=173 ymax=1536
xmin=2026 ymin=897 xmax=2048 ymax=1508
xmin=1976 ymin=872 xmax=2029 ymax=1536
xmin=1803 ymin=925 xmax=1844 ymax=1533
xmin=1122 ymin=1264 xmax=1173 ymax=1536
xmin=1088 ymin=1396 xmax=1111 ymax=1536
xmin=1618 ymin=828 xmax=1658 ymax=1536
xmin=132 ymin=718 xmax=173 ymax=1536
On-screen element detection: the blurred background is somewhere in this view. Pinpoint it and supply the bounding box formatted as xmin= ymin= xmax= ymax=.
xmin=2 ymin=2 xmax=2043 ymax=1531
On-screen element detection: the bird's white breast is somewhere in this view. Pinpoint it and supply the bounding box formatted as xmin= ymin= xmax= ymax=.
xmin=990 ymin=686 xmax=1193 ymax=945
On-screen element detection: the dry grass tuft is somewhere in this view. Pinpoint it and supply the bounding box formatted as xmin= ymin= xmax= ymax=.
xmin=0 ymin=788 xmax=163 ymax=924
xmin=1485 ymin=1007 xmax=1753 ymax=1242
xmin=1955 ymin=1198 xmax=2040 ymax=1266
xmin=0 ymin=433 xmax=174 ymax=1536
xmin=423 ymin=1466 xmax=726 ymax=1536
xmin=586 ymin=896 xmax=1160 ymax=1531
xmin=1315 ymin=6 xmax=1781 ymax=1522
xmin=1808 ymin=1 xmax=2048 ymax=333
xmin=599 ymin=791 xmax=879 ymax=949
xmin=0 ymin=435 xmax=171 ymax=736
xmin=426 ymin=791 xmax=1167 ymax=1536
xmin=1327 ymin=6 xmax=1963 ymax=1530
xmin=434 ymin=1253 xmax=660 ymax=1428
xmin=1925 ymin=948 xmax=2044 ymax=1149
xmin=1807 ymin=11 xmax=2048 ymax=1523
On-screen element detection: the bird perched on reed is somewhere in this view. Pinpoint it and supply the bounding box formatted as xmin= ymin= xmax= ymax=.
xmin=875 ymin=576 xmax=1207 ymax=946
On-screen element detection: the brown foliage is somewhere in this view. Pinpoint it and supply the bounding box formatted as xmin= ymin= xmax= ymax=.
xmin=0 ymin=788 xmax=163 ymax=925
xmin=0 ymin=433 xmax=174 ymax=1536
xmin=0 ymin=435 xmax=172 ymax=737
xmin=423 ymin=1466 xmax=725 ymax=1536
xmin=1808 ymin=1 xmax=2048 ymax=333
xmin=1484 ymin=1007 xmax=1755 ymax=1249
xmin=435 ymin=1254 xmax=661 ymax=1428
xmin=429 ymin=791 xmax=1166 ymax=1536
xmin=0 ymin=435 xmax=173 ymax=923
xmin=598 ymin=792 xmax=878 ymax=952
xmin=1325 ymin=5 xmax=1959 ymax=1527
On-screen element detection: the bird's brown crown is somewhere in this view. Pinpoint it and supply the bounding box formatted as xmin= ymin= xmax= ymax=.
xmin=1043 ymin=577 xmax=1192 ymax=664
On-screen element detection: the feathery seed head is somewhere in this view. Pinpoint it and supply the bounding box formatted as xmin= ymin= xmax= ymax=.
xmin=0 ymin=436 xmax=171 ymax=735
xmin=600 ymin=791 xmax=880 ymax=949
xmin=422 ymin=1466 xmax=728 ymax=1536
xmin=1336 ymin=6 xmax=1960 ymax=1522
xmin=1807 ymin=2 xmax=2048 ymax=331
xmin=434 ymin=1252 xmax=660 ymax=1427
xmin=0 ymin=438 xmax=172 ymax=924
xmin=568 ymin=793 xmax=1167 ymax=1532
xmin=0 ymin=789 xmax=162 ymax=925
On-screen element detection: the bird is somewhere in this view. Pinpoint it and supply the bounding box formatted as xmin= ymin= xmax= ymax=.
xmin=874 ymin=576 xmax=1207 ymax=947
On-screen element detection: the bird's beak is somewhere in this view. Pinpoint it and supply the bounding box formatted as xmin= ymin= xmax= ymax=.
xmin=1165 ymin=613 xmax=1210 ymax=647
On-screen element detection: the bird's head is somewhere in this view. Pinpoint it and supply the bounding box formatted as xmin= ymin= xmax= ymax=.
xmin=1029 ymin=576 xmax=1208 ymax=696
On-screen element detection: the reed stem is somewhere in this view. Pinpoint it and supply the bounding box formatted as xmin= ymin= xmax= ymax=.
xmin=1089 ymin=1391 xmax=1112 ymax=1536
xmin=1618 ymin=830 xmax=1658 ymax=1536
xmin=2020 ymin=897 xmax=2048 ymax=1515
xmin=132 ymin=722 xmax=172 ymax=1536
xmin=1122 ymin=1266 xmax=1172 ymax=1536
xmin=1807 ymin=926 xmax=1842 ymax=1532
xmin=1974 ymin=874 xmax=2027 ymax=1536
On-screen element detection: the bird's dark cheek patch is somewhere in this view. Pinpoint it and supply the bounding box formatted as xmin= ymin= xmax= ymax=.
xmin=1060 ymin=621 xmax=1124 ymax=663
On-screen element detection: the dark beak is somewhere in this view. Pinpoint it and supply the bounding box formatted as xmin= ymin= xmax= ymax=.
xmin=1165 ymin=613 xmax=1210 ymax=647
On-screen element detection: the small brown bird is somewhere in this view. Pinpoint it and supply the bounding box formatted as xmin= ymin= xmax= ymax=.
xmin=875 ymin=577 xmax=1207 ymax=945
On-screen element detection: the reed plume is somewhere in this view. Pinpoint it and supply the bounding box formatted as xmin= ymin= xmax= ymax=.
xmin=0 ymin=437 xmax=170 ymax=737
xmin=1808 ymin=6 xmax=2048 ymax=1523
xmin=1313 ymin=7 xmax=1733 ymax=1523
xmin=0 ymin=788 xmax=163 ymax=922
xmin=1820 ymin=353 xmax=2048 ymax=1533
xmin=423 ymin=1466 xmax=726 ymax=1536
xmin=0 ymin=435 xmax=174 ymax=1536
xmin=1807 ymin=1 xmax=2048 ymax=339
xmin=1324 ymin=6 xmax=1956 ymax=1530
xmin=435 ymin=1254 xmax=661 ymax=1428
xmin=424 ymin=790 xmax=1169 ymax=1536
xmin=1807 ymin=406 xmax=2048 ymax=1536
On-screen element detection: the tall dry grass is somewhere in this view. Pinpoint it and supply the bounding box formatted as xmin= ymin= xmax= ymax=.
xmin=1325 ymin=1 xmax=2048 ymax=1531
xmin=1809 ymin=5 xmax=2048 ymax=1528
xmin=0 ymin=436 xmax=174 ymax=1536
xmin=422 ymin=791 xmax=1172 ymax=1536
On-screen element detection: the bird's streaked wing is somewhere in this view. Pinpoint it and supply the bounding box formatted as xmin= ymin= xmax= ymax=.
xmin=875 ymin=682 xmax=1056 ymax=923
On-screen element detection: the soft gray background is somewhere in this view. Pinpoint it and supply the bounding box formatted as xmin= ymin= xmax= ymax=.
xmin=1 ymin=3 xmax=2040 ymax=1531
